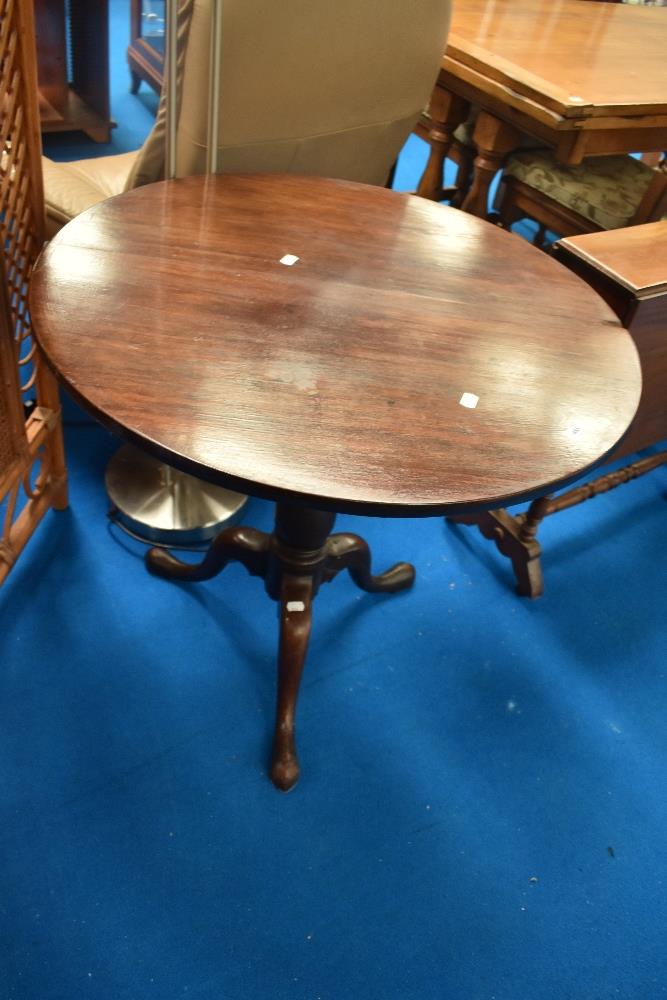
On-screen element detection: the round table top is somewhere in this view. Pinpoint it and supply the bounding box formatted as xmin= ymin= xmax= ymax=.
xmin=30 ymin=174 xmax=641 ymax=516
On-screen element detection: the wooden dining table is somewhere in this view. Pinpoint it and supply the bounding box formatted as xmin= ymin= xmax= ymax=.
xmin=418 ymin=0 xmax=667 ymax=216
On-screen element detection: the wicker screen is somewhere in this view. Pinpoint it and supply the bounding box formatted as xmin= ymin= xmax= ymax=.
xmin=0 ymin=0 xmax=67 ymax=585
xmin=0 ymin=280 xmax=25 ymax=481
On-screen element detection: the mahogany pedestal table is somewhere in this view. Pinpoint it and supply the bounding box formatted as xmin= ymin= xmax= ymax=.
xmin=29 ymin=174 xmax=641 ymax=791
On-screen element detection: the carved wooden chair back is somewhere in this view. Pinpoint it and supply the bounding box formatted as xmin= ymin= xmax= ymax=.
xmin=0 ymin=0 xmax=67 ymax=585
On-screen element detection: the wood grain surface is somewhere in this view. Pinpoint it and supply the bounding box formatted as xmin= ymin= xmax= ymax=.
xmin=558 ymin=221 xmax=667 ymax=298
xmin=30 ymin=174 xmax=642 ymax=515
xmin=554 ymin=223 xmax=667 ymax=458
xmin=446 ymin=0 xmax=667 ymax=120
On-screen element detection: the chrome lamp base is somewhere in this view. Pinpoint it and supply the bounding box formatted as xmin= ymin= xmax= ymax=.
xmin=105 ymin=444 xmax=248 ymax=547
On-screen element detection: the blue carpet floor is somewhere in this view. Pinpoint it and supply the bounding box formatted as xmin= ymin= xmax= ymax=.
xmin=1 ymin=3 xmax=666 ymax=998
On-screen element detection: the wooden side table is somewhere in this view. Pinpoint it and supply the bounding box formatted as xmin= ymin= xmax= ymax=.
xmin=554 ymin=223 xmax=667 ymax=460
xmin=29 ymin=175 xmax=641 ymax=789
xmin=454 ymin=221 xmax=667 ymax=597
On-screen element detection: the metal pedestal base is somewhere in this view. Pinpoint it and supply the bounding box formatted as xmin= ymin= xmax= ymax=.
xmin=106 ymin=444 xmax=247 ymax=547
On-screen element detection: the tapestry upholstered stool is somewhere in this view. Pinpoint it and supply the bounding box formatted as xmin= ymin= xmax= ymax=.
xmin=494 ymin=150 xmax=667 ymax=246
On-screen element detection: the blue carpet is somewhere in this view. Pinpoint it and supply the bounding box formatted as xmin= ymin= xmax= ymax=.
xmin=1 ymin=3 xmax=666 ymax=998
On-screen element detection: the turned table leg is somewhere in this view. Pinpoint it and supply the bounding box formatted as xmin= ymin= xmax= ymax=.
xmin=416 ymin=88 xmax=470 ymax=202
xmin=461 ymin=111 xmax=521 ymax=219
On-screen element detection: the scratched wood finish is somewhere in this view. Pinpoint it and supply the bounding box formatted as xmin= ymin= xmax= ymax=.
xmin=30 ymin=174 xmax=642 ymax=516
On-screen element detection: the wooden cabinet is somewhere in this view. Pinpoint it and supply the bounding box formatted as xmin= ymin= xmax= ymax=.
xmin=127 ymin=0 xmax=165 ymax=95
xmin=34 ymin=0 xmax=112 ymax=143
xmin=553 ymin=222 xmax=667 ymax=459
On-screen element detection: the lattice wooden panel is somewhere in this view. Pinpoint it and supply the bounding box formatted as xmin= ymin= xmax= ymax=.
xmin=0 ymin=296 xmax=24 ymax=482
xmin=0 ymin=0 xmax=67 ymax=585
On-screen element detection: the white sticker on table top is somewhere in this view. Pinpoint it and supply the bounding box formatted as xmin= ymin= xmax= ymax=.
xmin=280 ymin=254 xmax=300 ymax=266
xmin=459 ymin=392 xmax=479 ymax=409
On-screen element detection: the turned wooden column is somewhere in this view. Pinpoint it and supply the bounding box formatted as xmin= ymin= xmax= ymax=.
xmin=461 ymin=111 xmax=521 ymax=219
xmin=416 ymin=87 xmax=470 ymax=202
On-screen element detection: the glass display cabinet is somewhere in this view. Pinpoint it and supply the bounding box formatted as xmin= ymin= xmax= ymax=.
xmin=33 ymin=0 xmax=112 ymax=142
xmin=128 ymin=0 xmax=166 ymax=95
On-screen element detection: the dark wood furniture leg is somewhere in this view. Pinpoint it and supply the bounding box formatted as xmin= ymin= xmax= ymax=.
xmin=450 ymin=223 xmax=667 ymax=598
xmin=450 ymin=450 xmax=667 ymax=598
xmin=451 ymin=146 xmax=477 ymax=209
xmin=146 ymin=500 xmax=415 ymax=790
xmin=448 ymin=506 xmax=545 ymax=598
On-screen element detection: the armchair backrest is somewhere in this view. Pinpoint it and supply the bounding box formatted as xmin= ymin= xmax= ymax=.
xmin=127 ymin=0 xmax=452 ymax=188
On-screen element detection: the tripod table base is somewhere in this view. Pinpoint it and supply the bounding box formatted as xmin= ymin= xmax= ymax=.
xmin=145 ymin=501 xmax=415 ymax=791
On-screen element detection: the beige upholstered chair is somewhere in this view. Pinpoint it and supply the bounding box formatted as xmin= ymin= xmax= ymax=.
xmin=42 ymin=0 xmax=453 ymax=237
